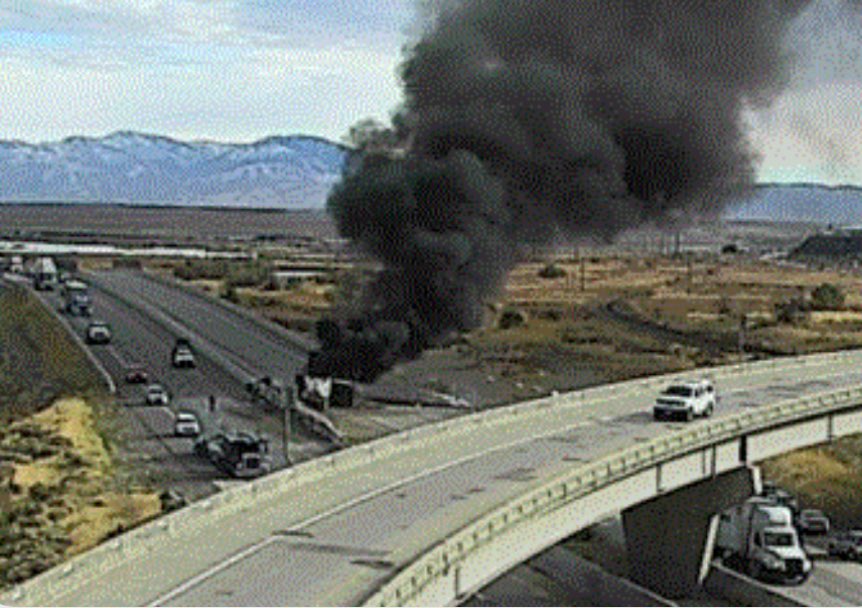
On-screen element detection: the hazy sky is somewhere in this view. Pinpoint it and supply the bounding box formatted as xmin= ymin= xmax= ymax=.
xmin=0 ymin=0 xmax=860 ymax=185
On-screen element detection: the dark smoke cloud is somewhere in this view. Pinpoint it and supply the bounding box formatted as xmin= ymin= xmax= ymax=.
xmin=314 ymin=0 xmax=810 ymax=382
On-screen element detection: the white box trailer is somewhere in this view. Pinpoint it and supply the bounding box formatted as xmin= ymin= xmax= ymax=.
xmin=715 ymin=496 xmax=811 ymax=583
xmin=32 ymin=257 xmax=58 ymax=290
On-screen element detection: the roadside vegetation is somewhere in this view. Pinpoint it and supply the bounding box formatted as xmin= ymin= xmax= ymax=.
xmin=0 ymin=285 xmax=104 ymax=421
xmin=0 ymin=284 xmax=161 ymax=590
xmin=172 ymin=251 xmax=862 ymax=535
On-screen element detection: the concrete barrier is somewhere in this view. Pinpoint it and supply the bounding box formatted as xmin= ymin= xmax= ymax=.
xmin=703 ymin=562 xmax=805 ymax=607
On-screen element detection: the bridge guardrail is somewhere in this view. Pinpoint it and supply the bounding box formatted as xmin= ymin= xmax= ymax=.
xmin=364 ymin=384 xmax=862 ymax=606
xmin=6 ymin=348 xmax=862 ymax=605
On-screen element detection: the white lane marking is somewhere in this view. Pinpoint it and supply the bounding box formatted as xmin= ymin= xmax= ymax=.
xmin=147 ymin=537 xmax=279 ymax=606
xmin=51 ymin=363 xmax=862 ymax=605
xmin=144 ymin=369 xmax=862 ymax=604
xmin=106 ymin=344 xmax=129 ymax=368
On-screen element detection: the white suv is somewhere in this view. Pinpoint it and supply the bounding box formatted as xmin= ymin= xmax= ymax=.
xmin=654 ymin=379 xmax=716 ymax=421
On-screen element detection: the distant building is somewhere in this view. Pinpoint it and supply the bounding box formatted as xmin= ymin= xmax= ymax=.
xmin=269 ymin=270 xmax=327 ymax=289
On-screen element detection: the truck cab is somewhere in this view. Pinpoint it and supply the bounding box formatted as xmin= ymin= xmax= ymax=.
xmin=716 ymin=497 xmax=811 ymax=584
xmin=195 ymin=431 xmax=270 ymax=478
xmin=62 ymin=280 xmax=92 ymax=316
xmin=749 ymin=526 xmax=809 ymax=582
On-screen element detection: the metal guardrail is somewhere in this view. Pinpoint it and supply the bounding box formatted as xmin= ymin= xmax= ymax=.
xmin=6 ymin=348 xmax=862 ymax=605
xmin=364 ymin=384 xmax=862 ymax=606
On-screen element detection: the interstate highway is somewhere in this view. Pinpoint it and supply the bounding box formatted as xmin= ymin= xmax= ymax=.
xmin=34 ymin=273 xmax=332 ymax=488
xmin=9 ymin=349 xmax=862 ymax=606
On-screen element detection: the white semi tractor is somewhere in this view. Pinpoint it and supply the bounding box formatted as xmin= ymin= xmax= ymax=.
xmin=62 ymin=280 xmax=92 ymax=316
xmin=715 ymin=496 xmax=811 ymax=583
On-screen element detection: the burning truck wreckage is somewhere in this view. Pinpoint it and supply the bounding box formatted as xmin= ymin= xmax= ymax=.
xmin=290 ymin=0 xmax=819 ymax=431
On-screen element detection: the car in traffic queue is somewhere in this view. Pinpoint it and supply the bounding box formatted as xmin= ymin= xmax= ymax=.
xmin=171 ymin=338 xmax=196 ymax=368
xmin=145 ymin=384 xmax=170 ymax=407
xmin=797 ymin=508 xmax=830 ymax=535
xmin=85 ymin=321 xmax=112 ymax=345
xmin=828 ymin=530 xmax=862 ymax=560
xmin=653 ymin=379 xmax=716 ymax=421
xmin=124 ymin=366 xmax=149 ymax=384
xmin=173 ymin=411 xmax=202 ymax=437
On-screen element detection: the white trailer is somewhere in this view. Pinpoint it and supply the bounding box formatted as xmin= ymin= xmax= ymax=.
xmin=715 ymin=496 xmax=811 ymax=583
xmin=32 ymin=257 xmax=58 ymax=290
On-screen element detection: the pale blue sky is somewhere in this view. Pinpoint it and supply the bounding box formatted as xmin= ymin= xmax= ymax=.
xmin=0 ymin=0 xmax=859 ymax=185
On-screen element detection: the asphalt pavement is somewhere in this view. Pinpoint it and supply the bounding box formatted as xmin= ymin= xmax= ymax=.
xmin=31 ymin=273 xmax=332 ymax=499
xmin=10 ymin=348 xmax=862 ymax=606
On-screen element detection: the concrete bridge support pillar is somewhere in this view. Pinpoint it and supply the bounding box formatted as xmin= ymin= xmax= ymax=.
xmin=621 ymin=466 xmax=760 ymax=598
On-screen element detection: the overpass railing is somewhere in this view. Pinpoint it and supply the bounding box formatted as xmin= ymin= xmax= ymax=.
xmin=364 ymin=383 xmax=862 ymax=606
xmin=5 ymin=348 xmax=862 ymax=605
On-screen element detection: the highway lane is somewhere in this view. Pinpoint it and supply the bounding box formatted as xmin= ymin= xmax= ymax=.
xmin=33 ymin=280 xmax=328 ymax=491
xmin=800 ymin=558 xmax=862 ymax=606
xmin=91 ymin=270 xmax=307 ymax=381
xmin=14 ymin=351 xmax=862 ymax=606
xmin=83 ymin=278 xmax=330 ymax=461
xmin=32 ymin=286 xmax=233 ymax=497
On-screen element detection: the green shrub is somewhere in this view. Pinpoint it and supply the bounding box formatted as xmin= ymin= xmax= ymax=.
xmin=811 ymin=283 xmax=845 ymax=311
xmin=774 ymin=298 xmax=809 ymax=324
xmin=498 ymin=308 xmax=527 ymax=330
xmin=538 ymin=263 xmax=567 ymax=279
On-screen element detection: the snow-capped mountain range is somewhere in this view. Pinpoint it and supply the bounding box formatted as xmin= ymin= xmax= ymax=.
xmin=2 ymin=132 xmax=860 ymax=222
xmin=0 ymin=131 xmax=349 ymax=208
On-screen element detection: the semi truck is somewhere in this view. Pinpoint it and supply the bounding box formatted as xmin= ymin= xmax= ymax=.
xmin=62 ymin=280 xmax=92 ymax=316
xmin=32 ymin=257 xmax=58 ymax=291
xmin=194 ymin=431 xmax=271 ymax=478
xmin=245 ymin=375 xmax=345 ymax=445
xmin=715 ymin=497 xmax=811 ymax=583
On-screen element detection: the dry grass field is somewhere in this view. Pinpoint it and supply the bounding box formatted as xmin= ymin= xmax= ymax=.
xmin=0 ymin=284 xmax=161 ymax=589
xmin=0 ymin=204 xmax=337 ymax=245
xmin=0 ymin=398 xmax=161 ymax=588
xmin=162 ymin=244 xmax=862 ymax=535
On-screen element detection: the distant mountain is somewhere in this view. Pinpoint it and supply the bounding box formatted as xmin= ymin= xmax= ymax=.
xmin=725 ymin=183 xmax=862 ymax=224
xmin=2 ymin=138 xmax=859 ymax=221
xmin=0 ymin=131 xmax=349 ymax=209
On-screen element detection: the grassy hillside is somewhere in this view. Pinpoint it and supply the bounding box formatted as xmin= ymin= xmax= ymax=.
xmin=0 ymin=282 xmax=160 ymax=589
xmin=0 ymin=283 xmax=104 ymax=422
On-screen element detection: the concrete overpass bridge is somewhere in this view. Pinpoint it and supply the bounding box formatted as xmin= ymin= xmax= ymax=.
xmin=5 ymin=350 xmax=862 ymax=606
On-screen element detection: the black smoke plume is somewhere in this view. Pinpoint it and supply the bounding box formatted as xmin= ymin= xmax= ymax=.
xmin=312 ymin=0 xmax=810 ymax=382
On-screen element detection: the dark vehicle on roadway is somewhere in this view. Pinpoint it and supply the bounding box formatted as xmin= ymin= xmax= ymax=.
xmin=194 ymin=431 xmax=270 ymax=478
xmin=828 ymin=530 xmax=862 ymax=560
xmin=171 ymin=338 xmax=196 ymax=368
xmin=797 ymin=509 xmax=830 ymax=535
xmin=124 ymin=366 xmax=149 ymax=384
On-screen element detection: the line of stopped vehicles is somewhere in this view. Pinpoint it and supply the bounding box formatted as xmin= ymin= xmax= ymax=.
xmin=651 ymin=378 xmax=861 ymax=585
xmin=22 ymin=262 xmax=862 ymax=583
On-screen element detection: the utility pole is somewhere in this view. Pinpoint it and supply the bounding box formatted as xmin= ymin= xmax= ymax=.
xmin=282 ymin=385 xmax=294 ymax=466
xmin=580 ymin=249 xmax=586 ymax=292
